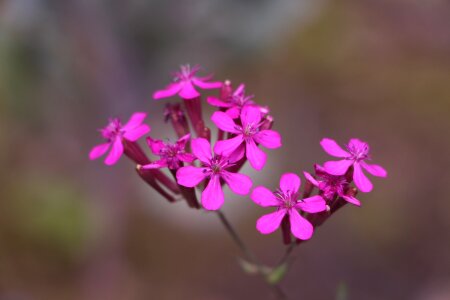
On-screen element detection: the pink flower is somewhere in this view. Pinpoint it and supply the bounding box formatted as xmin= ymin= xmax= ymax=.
xmin=211 ymin=105 xmax=282 ymax=171
xmin=207 ymin=84 xmax=268 ymax=119
xmin=320 ymin=138 xmax=387 ymax=193
xmin=153 ymin=65 xmax=222 ymax=100
xmin=89 ymin=113 xmax=150 ymax=165
xmin=176 ymin=138 xmax=252 ymax=210
xmin=304 ymin=164 xmax=361 ymax=206
xmin=141 ymin=134 xmax=195 ymax=170
xmin=251 ymin=173 xmax=326 ymax=240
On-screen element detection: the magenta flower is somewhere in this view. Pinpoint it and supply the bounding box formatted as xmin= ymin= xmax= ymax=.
xmin=320 ymin=138 xmax=387 ymax=193
xmin=304 ymin=164 xmax=361 ymax=206
xmin=153 ymin=65 xmax=222 ymax=100
xmin=89 ymin=113 xmax=150 ymax=165
xmin=176 ymin=138 xmax=252 ymax=210
xmin=251 ymin=173 xmax=326 ymax=240
xmin=211 ymin=106 xmax=282 ymax=171
xmin=141 ymin=134 xmax=195 ymax=170
xmin=207 ymin=84 xmax=268 ymax=119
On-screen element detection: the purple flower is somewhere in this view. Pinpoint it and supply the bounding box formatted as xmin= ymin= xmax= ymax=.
xmin=176 ymin=138 xmax=252 ymax=210
xmin=211 ymin=105 xmax=282 ymax=171
xmin=251 ymin=173 xmax=326 ymax=240
xmin=153 ymin=65 xmax=222 ymax=100
xmin=207 ymin=84 xmax=268 ymax=119
xmin=320 ymin=138 xmax=387 ymax=193
xmin=141 ymin=134 xmax=195 ymax=170
xmin=89 ymin=112 xmax=150 ymax=165
xmin=304 ymin=165 xmax=361 ymax=206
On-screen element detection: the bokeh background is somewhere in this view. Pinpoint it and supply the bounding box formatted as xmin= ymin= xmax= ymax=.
xmin=1 ymin=0 xmax=449 ymax=299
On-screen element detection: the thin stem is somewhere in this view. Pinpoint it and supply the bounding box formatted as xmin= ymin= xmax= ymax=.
xmin=277 ymin=242 xmax=296 ymax=266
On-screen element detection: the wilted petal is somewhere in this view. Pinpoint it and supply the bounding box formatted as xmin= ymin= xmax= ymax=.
xmin=179 ymin=81 xmax=200 ymax=99
xmin=256 ymin=209 xmax=287 ymax=234
xmin=353 ymin=163 xmax=373 ymax=192
xmin=146 ymin=137 xmax=165 ymax=155
xmin=221 ymin=171 xmax=252 ymax=195
xmin=207 ymin=96 xmax=232 ymax=108
xmin=320 ymin=138 xmax=350 ymax=158
xmin=360 ymin=161 xmax=387 ymax=178
xmin=176 ymin=166 xmax=206 ymax=187
xmin=342 ymin=195 xmax=361 ymax=206
xmin=246 ymin=139 xmax=267 ymax=171
xmin=280 ymin=173 xmax=301 ymax=194
xmin=123 ymin=124 xmax=150 ymax=141
xmin=324 ymin=159 xmax=353 ymax=175
xmin=192 ymin=78 xmax=222 ymax=89
xmin=141 ymin=160 xmax=167 ymax=169
xmin=303 ymin=171 xmax=319 ymax=187
xmin=211 ymin=111 xmax=240 ymax=133
xmin=251 ymin=186 xmax=279 ymax=207
xmin=240 ymin=105 xmax=261 ymax=128
xmin=191 ymin=138 xmax=212 ymax=163
xmin=288 ymin=209 xmax=313 ymax=240
xmin=104 ymin=138 xmax=123 ymax=166
xmin=153 ymin=83 xmax=182 ymax=99
xmin=89 ymin=143 xmax=110 ymax=160
xmin=254 ymin=130 xmax=282 ymax=149
xmin=122 ymin=112 xmax=146 ymax=130
xmin=296 ymin=195 xmax=326 ymax=213
xmin=201 ymin=175 xmax=224 ymax=210
xmin=176 ymin=133 xmax=191 ymax=148
xmin=214 ymin=135 xmax=244 ymax=156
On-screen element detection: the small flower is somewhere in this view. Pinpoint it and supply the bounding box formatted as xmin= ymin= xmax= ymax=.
xmin=207 ymin=83 xmax=268 ymax=119
xmin=304 ymin=165 xmax=361 ymax=206
xmin=320 ymin=138 xmax=387 ymax=193
xmin=142 ymin=134 xmax=195 ymax=170
xmin=211 ymin=105 xmax=282 ymax=171
xmin=153 ymin=64 xmax=222 ymax=100
xmin=176 ymin=138 xmax=252 ymax=210
xmin=251 ymin=173 xmax=326 ymax=240
xmin=89 ymin=113 xmax=150 ymax=165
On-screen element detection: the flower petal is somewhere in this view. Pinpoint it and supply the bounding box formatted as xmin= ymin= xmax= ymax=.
xmin=360 ymin=161 xmax=387 ymax=178
xmin=141 ymin=160 xmax=167 ymax=169
xmin=303 ymin=171 xmax=319 ymax=187
xmin=211 ymin=111 xmax=240 ymax=133
xmin=225 ymin=106 xmax=241 ymax=119
xmin=123 ymin=124 xmax=150 ymax=141
xmin=177 ymin=153 xmax=195 ymax=163
xmin=254 ymin=130 xmax=282 ymax=149
xmin=176 ymin=133 xmax=191 ymax=148
xmin=122 ymin=112 xmax=146 ymax=130
xmin=214 ymin=134 xmax=244 ymax=156
xmin=191 ymin=138 xmax=212 ymax=163
xmin=342 ymin=195 xmax=361 ymax=206
xmin=221 ymin=171 xmax=252 ymax=195
xmin=207 ymin=96 xmax=232 ymax=108
xmin=246 ymin=139 xmax=267 ymax=171
xmin=251 ymin=186 xmax=279 ymax=207
xmin=256 ymin=209 xmax=287 ymax=235
xmin=201 ymin=175 xmax=224 ymax=210
xmin=289 ymin=209 xmax=314 ymax=240
xmin=89 ymin=143 xmax=110 ymax=160
xmin=146 ymin=137 xmax=165 ymax=155
xmin=320 ymin=138 xmax=350 ymax=158
xmin=296 ymin=195 xmax=326 ymax=213
xmin=179 ymin=81 xmax=200 ymax=99
xmin=176 ymin=166 xmax=207 ymax=187
xmin=240 ymin=105 xmax=261 ymax=128
xmin=353 ymin=163 xmax=373 ymax=192
xmin=280 ymin=173 xmax=301 ymax=194
xmin=192 ymin=78 xmax=222 ymax=89
xmin=228 ymin=144 xmax=245 ymax=163
xmin=323 ymin=159 xmax=353 ymax=175
xmin=104 ymin=138 xmax=123 ymax=166
xmin=153 ymin=83 xmax=182 ymax=100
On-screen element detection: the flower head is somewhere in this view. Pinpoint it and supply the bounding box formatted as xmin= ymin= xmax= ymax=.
xmin=89 ymin=112 xmax=150 ymax=165
xmin=211 ymin=105 xmax=282 ymax=170
xmin=251 ymin=173 xmax=326 ymax=240
xmin=207 ymin=84 xmax=268 ymax=119
xmin=304 ymin=165 xmax=361 ymax=206
xmin=153 ymin=64 xmax=222 ymax=100
xmin=320 ymin=138 xmax=387 ymax=193
xmin=176 ymin=138 xmax=252 ymax=210
xmin=142 ymin=134 xmax=195 ymax=170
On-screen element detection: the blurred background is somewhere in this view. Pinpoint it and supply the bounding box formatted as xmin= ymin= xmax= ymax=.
xmin=1 ymin=0 xmax=449 ymax=299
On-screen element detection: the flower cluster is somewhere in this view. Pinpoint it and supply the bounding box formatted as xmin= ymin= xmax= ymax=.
xmin=89 ymin=64 xmax=387 ymax=243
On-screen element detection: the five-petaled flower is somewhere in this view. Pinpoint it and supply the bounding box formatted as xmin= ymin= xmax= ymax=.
xmin=320 ymin=138 xmax=387 ymax=193
xmin=142 ymin=134 xmax=195 ymax=170
xmin=153 ymin=64 xmax=222 ymax=100
xmin=211 ymin=105 xmax=282 ymax=171
xmin=89 ymin=112 xmax=150 ymax=165
xmin=251 ymin=173 xmax=326 ymax=240
xmin=176 ymin=138 xmax=252 ymax=210
xmin=304 ymin=164 xmax=361 ymax=206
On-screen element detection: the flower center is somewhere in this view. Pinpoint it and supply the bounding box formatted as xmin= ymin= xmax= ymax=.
xmin=347 ymin=143 xmax=369 ymax=161
xmin=207 ymin=155 xmax=230 ymax=175
xmin=101 ymin=118 xmax=122 ymax=141
xmin=275 ymin=190 xmax=298 ymax=209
